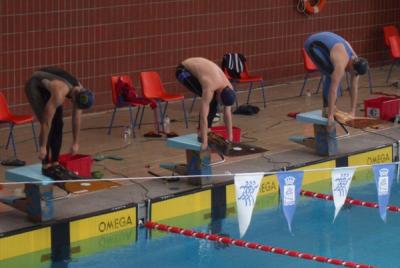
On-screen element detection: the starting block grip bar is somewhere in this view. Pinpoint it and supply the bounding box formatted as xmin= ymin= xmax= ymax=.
xmin=167 ymin=134 xmax=201 ymax=151
xmin=296 ymin=110 xmax=328 ymax=126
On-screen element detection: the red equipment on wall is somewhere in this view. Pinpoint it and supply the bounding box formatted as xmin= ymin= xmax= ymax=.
xmin=297 ymin=0 xmax=327 ymax=15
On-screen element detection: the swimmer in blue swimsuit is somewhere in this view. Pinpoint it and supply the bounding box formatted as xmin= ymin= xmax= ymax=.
xmin=304 ymin=32 xmax=369 ymax=129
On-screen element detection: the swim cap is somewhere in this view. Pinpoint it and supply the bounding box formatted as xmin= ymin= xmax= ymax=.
xmin=220 ymin=87 xmax=236 ymax=106
xmin=75 ymin=88 xmax=94 ymax=109
xmin=353 ymin=57 xmax=369 ymax=76
xmin=177 ymin=70 xmax=192 ymax=82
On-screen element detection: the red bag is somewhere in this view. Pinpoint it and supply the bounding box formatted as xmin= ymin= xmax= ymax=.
xmin=116 ymin=77 xmax=137 ymax=102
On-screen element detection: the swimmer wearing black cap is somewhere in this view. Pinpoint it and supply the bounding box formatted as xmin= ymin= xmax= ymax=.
xmin=176 ymin=57 xmax=236 ymax=150
xmin=25 ymin=66 xmax=94 ymax=180
xmin=304 ymin=32 xmax=369 ymax=130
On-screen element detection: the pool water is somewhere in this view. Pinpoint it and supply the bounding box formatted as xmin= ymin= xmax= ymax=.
xmin=55 ymin=182 xmax=400 ymax=268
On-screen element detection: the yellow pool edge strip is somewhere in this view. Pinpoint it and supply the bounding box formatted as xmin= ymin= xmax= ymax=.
xmin=0 ymin=227 xmax=51 ymax=261
xmin=151 ymin=189 xmax=211 ymax=222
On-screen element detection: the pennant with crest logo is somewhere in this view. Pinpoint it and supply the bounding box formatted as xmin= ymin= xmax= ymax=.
xmin=277 ymin=170 xmax=304 ymax=232
xmin=373 ymin=163 xmax=396 ymax=222
xmin=234 ymin=173 xmax=263 ymax=237
xmin=331 ymin=167 xmax=356 ymax=221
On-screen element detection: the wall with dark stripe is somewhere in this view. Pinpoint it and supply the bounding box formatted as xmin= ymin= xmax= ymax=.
xmin=1 ymin=0 xmax=399 ymax=114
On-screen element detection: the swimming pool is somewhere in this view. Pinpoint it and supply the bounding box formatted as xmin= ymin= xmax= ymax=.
xmin=51 ymin=180 xmax=400 ymax=268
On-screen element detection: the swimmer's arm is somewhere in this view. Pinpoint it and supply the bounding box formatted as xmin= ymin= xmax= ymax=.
xmin=349 ymin=73 xmax=359 ymax=117
xmin=71 ymin=104 xmax=82 ymax=147
xmin=223 ymin=106 xmax=233 ymax=142
xmin=200 ymin=90 xmax=212 ymax=150
xmin=328 ymin=59 xmax=345 ymax=123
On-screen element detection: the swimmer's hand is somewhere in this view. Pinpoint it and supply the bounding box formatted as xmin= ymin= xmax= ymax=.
xmin=348 ymin=111 xmax=355 ymax=118
xmin=70 ymin=143 xmax=79 ymax=155
xmin=201 ymin=142 xmax=208 ymax=151
xmin=327 ymin=116 xmax=336 ymax=132
xmin=38 ymin=146 xmax=47 ymax=160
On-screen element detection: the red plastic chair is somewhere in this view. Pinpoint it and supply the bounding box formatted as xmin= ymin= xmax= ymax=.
xmin=386 ymin=35 xmax=400 ymax=83
xmin=222 ymin=53 xmax=266 ymax=108
xmin=140 ymin=71 xmax=188 ymax=130
xmin=0 ymin=92 xmax=38 ymax=158
xmin=383 ymin=25 xmax=399 ymax=48
xmin=299 ymin=48 xmax=324 ymax=96
xmin=107 ymin=75 xmax=156 ymax=135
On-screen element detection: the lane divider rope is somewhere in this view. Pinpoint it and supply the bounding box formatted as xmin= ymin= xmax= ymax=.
xmin=301 ymin=190 xmax=400 ymax=213
xmin=145 ymin=221 xmax=375 ymax=268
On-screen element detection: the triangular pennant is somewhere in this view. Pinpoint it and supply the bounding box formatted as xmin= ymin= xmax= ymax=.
xmin=277 ymin=170 xmax=304 ymax=232
xmin=331 ymin=167 xmax=356 ymax=221
xmin=234 ymin=173 xmax=263 ymax=237
xmin=373 ymin=163 xmax=396 ymax=222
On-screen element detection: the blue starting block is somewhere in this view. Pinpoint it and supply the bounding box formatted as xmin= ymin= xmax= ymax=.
xmin=296 ymin=110 xmax=329 ymax=125
xmin=289 ymin=110 xmax=337 ymax=156
xmin=1 ymin=164 xmax=55 ymax=222
xmin=162 ymin=134 xmax=211 ymax=185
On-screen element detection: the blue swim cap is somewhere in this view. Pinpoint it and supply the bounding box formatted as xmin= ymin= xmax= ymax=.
xmin=75 ymin=88 xmax=94 ymax=109
xmin=177 ymin=70 xmax=192 ymax=82
xmin=353 ymin=57 xmax=369 ymax=76
xmin=220 ymin=87 xmax=236 ymax=106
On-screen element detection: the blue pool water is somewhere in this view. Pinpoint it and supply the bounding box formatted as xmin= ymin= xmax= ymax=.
xmin=55 ymin=182 xmax=400 ymax=268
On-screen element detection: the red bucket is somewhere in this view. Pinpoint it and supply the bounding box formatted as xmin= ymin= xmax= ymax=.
xmin=59 ymin=154 xmax=93 ymax=177
xmin=364 ymin=97 xmax=400 ymax=121
xmin=210 ymin=126 xmax=241 ymax=143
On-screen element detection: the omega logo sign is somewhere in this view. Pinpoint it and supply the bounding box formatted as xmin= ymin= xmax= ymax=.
xmin=98 ymin=216 xmax=133 ymax=233
xmin=260 ymin=181 xmax=277 ymax=193
xmin=366 ymin=153 xmax=390 ymax=165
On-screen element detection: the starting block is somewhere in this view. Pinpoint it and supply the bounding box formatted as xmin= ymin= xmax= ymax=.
xmin=0 ymin=163 xmax=119 ymax=222
xmin=161 ymin=134 xmax=211 ymax=185
xmin=289 ymin=110 xmax=338 ymax=156
xmin=1 ymin=164 xmax=54 ymax=222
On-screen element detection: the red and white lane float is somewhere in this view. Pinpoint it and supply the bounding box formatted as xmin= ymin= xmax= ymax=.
xmin=301 ymin=190 xmax=400 ymax=213
xmin=145 ymin=221 xmax=375 ymax=268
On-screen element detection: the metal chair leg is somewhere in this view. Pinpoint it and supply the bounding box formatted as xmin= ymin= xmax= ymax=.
xmin=6 ymin=124 xmax=17 ymax=158
xmin=246 ymin=82 xmax=253 ymax=104
xmin=386 ymin=61 xmax=395 ymax=83
xmin=189 ymin=96 xmax=197 ymax=114
xmin=138 ymin=106 xmax=145 ymax=129
xmin=161 ymin=102 xmax=168 ymax=120
xmin=368 ymin=69 xmax=373 ymax=94
xmin=107 ymin=107 xmax=117 ymax=135
xmin=260 ymin=80 xmax=266 ymax=108
xmin=157 ymin=100 xmax=165 ymax=132
xmin=182 ymin=99 xmax=188 ymax=128
xmin=128 ymin=106 xmax=137 ymax=138
xmin=128 ymin=106 xmax=134 ymax=127
xmin=133 ymin=106 xmax=141 ymax=129
xmin=300 ymin=73 xmax=309 ymax=96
